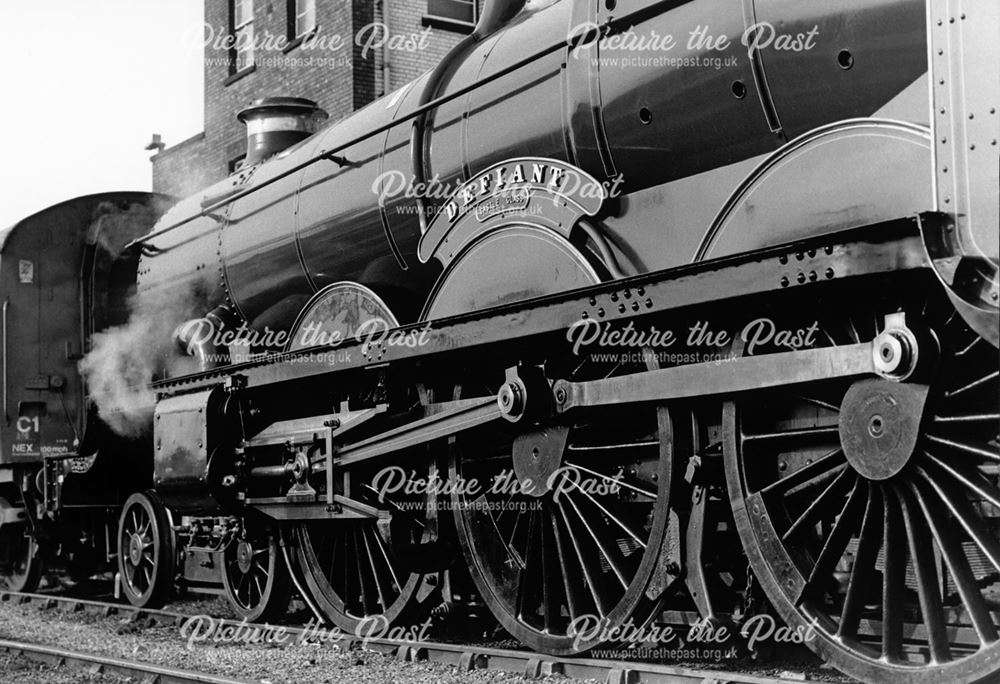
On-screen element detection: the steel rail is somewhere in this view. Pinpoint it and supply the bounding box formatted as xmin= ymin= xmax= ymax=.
xmin=0 ymin=590 xmax=836 ymax=684
xmin=0 ymin=637 xmax=251 ymax=684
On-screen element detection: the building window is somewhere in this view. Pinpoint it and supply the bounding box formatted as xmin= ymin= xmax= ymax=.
xmin=288 ymin=0 xmax=317 ymax=40
xmin=231 ymin=0 xmax=254 ymax=74
xmin=424 ymin=0 xmax=478 ymax=31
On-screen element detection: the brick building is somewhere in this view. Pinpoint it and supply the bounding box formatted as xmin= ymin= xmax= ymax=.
xmin=151 ymin=0 xmax=483 ymax=198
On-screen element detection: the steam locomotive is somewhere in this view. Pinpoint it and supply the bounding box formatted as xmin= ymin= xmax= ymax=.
xmin=1 ymin=0 xmax=997 ymax=682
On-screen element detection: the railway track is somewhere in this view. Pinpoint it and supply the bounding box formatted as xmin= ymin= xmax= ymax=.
xmin=0 ymin=589 xmax=842 ymax=684
xmin=0 ymin=637 xmax=250 ymax=684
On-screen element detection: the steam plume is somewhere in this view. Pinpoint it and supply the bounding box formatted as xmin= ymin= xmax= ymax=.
xmin=78 ymin=202 xmax=211 ymax=437
xmin=79 ymin=287 xmax=204 ymax=437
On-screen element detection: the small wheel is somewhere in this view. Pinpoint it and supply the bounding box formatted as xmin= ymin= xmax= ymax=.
xmin=117 ymin=490 xmax=174 ymax=608
xmin=0 ymin=526 xmax=42 ymax=593
xmin=724 ymin=294 xmax=1000 ymax=683
xmin=221 ymin=524 xmax=291 ymax=622
xmin=293 ymin=520 xmax=425 ymax=632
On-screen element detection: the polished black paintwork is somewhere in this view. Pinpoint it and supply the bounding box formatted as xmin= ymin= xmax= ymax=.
xmin=138 ymin=0 xmax=927 ymax=337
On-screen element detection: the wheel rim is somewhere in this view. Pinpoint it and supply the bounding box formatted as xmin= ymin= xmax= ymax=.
xmin=120 ymin=500 xmax=158 ymax=600
xmin=294 ymin=520 xmax=421 ymax=632
xmin=724 ymin=295 xmax=1000 ymax=683
xmin=117 ymin=492 xmax=172 ymax=607
xmin=0 ymin=527 xmax=41 ymax=592
xmin=222 ymin=527 xmax=289 ymax=620
xmin=450 ymin=364 xmax=675 ymax=655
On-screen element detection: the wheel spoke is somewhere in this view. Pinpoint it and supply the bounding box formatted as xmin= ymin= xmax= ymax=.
xmin=946 ymin=370 xmax=999 ymax=399
xmin=782 ymin=468 xmax=856 ymax=542
xmin=563 ymin=461 xmax=656 ymax=500
xmin=474 ymin=494 xmax=527 ymax=570
xmin=758 ymin=449 xmax=845 ymax=498
xmin=566 ymin=440 xmax=658 ymax=452
xmin=549 ymin=508 xmax=581 ymax=623
xmin=505 ymin=510 xmax=526 ymax=552
xmin=804 ymin=479 xmax=867 ymax=594
xmin=795 ymin=395 xmax=841 ymax=413
xmin=932 ymin=413 xmax=1000 ymax=425
xmin=837 ymin=486 xmax=883 ymax=639
xmin=743 ymin=425 xmax=840 ymax=446
xmin=909 ymin=477 xmax=998 ymax=645
xmin=881 ymin=487 xmax=906 ymax=662
xmin=894 ymin=482 xmax=952 ymax=663
xmin=925 ymin=434 xmax=1000 ymax=463
xmin=924 ymin=452 xmax=1000 ymax=510
xmin=540 ymin=507 xmax=561 ymax=633
xmin=360 ymin=527 xmax=392 ymax=609
xmin=562 ymin=477 xmax=647 ymax=548
xmin=915 ymin=463 xmax=1000 ymax=573
xmin=956 ymin=335 xmax=983 ymax=357
xmin=555 ymin=499 xmax=607 ymax=616
xmin=253 ymin=575 xmax=264 ymax=605
xmin=563 ymin=490 xmax=629 ymax=590
xmin=371 ymin=527 xmax=402 ymax=591
xmin=253 ymin=560 xmax=269 ymax=581
xmin=353 ymin=527 xmax=372 ymax=615
xmin=515 ymin=510 xmax=541 ymax=621
xmin=847 ymin=317 xmax=860 ymax=343
xmin=493 ymin=492 xmax=521 ymax=526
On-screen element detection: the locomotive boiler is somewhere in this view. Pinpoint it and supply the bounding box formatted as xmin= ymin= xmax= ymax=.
xmin=3 ymin=0 xmax=997 ymax=683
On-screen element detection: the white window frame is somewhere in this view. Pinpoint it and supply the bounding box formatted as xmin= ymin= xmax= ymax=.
xmin=292 ymin=0 xmax=317 ymax=39
xmin=232 ymin=0 xmax=254 ymax=73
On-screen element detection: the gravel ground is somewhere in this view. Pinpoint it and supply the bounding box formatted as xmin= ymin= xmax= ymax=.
xmin=0 ymin=599 xmax=587 ymax=684
xmin=2 ymin=584 xmax=850 ymax=683
xmin=0 ymin=651 xmax=134 ymax=684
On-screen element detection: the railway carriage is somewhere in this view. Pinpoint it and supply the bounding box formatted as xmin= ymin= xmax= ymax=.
xmin=0 ymin=0 xmax=997 ymax=682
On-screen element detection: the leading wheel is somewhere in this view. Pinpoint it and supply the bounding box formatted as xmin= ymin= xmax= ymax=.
xmin=221 ymin=523 xmax=291 ymax=622
xmin=724 ymin=291 xmax=1000 ymax=683
xmin=117 ymin=490 xmax=174 ymax=608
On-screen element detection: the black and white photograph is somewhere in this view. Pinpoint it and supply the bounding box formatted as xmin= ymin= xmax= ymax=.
xmin=0 ymin=1 xmax=997 ymax=682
